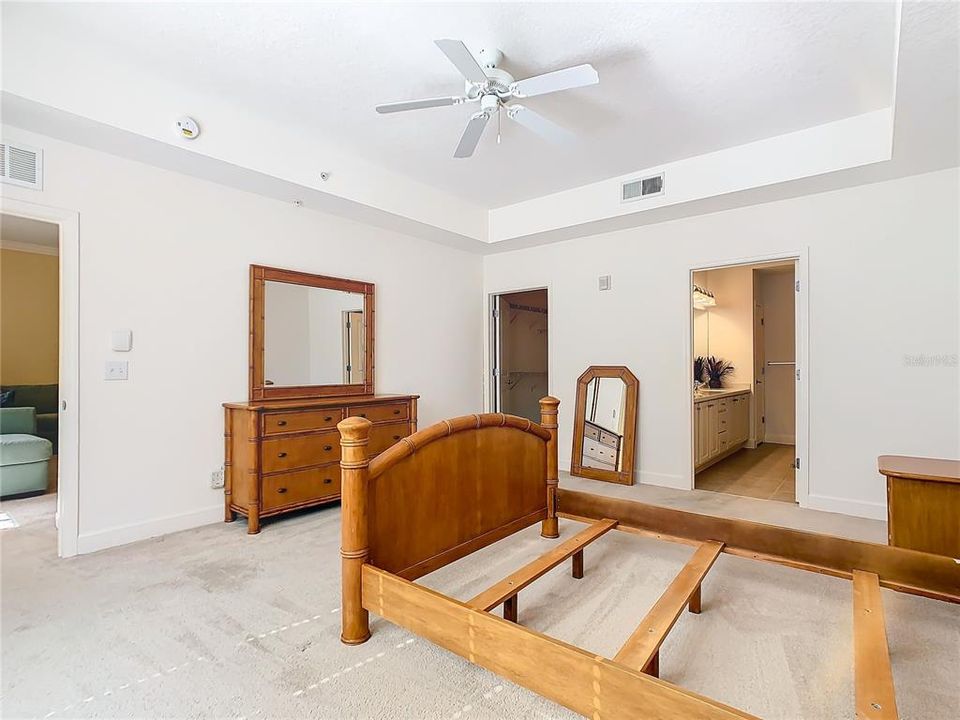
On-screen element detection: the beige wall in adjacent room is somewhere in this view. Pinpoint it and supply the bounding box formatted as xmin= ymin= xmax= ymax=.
xmin=693 ymin=265 xmax=754 ymax=387
xmin=0 ymin=248 xmax=59 ymax=385
xmin=758 ymin=268 xmax=796 ymax=444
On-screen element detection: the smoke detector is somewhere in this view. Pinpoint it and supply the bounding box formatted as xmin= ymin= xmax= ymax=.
xmin=176 ymin=116 xmax=200 ymax=140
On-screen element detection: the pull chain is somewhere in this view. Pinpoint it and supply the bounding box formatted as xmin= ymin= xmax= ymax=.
xmin=497 ymin=103 xmax=502 ymax=144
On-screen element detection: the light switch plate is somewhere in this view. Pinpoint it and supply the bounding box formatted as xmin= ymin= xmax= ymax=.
xmin=111 ymin=329 xmax=133 ymax=352
xmin=104 ymin=360 xmax=129 ymax=381
xmin=598 ymin=275 xmax=612 ymax=291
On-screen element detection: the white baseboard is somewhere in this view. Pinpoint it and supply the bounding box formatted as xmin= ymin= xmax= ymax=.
xmin=804 ymin=493 xmax=887 ymax=521
xmin=638 ymin=470 xmax=689 ymax=490
xmin=763 ymin=435 xmax=795 ymax=446
xmin=77 ymin=505 xmax=223 ymax=554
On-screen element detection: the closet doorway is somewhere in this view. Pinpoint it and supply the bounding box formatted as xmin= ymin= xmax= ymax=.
xmin=490 ymin=289 xmax=548 ymax=423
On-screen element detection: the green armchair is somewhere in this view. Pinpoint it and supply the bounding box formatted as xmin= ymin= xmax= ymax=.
xmin=0 ymin=407 xmax=52 ymax=498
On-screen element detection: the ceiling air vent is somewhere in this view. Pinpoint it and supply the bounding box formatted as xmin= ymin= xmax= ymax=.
xmin=621 ymin=172 xmax=664 ymax=203
xmin=0 ymin=142 xmax=43 ymax=190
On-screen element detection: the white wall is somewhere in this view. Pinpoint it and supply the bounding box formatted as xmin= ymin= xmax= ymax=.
xmin=484 ymin=168 xmax=960 ymax=519
xmin=0 ymin=126 xmax=483 ymax=552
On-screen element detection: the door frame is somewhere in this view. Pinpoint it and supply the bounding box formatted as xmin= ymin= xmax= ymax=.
xmin=1 ymin=196 xmax=80 ymax=557
xmin=485 ymin=285 xmax=551 ymax=413
xmin=685 ymin=249 xmax=809 ymax=508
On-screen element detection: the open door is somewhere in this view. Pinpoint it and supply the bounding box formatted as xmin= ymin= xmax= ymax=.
xmin=342 ymin=310 xmax=364 ymax=384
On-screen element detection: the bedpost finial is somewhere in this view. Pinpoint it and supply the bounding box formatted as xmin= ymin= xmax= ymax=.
xmin=338 ymin=416 xmax=373 ymax=442
xmin=539 ymin=396 xmax=560 ymax=411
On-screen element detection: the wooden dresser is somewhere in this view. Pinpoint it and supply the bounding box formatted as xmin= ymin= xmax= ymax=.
xmin=879 ymin=455 xmax=960 ymax=558
xmin=223 ymin=394 xmax=418 ymax=533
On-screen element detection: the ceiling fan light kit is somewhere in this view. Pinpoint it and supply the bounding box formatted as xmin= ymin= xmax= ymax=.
xmin=375 ymin=39 xmax=599 ymax=158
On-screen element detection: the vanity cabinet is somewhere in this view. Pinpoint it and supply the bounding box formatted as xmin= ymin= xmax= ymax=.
xmin=695 ymin=390 xmax=750 ymax=471
xmin=224 ymin=394 xmax=418 ymax=533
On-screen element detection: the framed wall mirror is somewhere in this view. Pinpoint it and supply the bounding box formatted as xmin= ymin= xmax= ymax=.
xmin=570 ymin=366 xmax=639 ymax=485
xmin=249 ymin=265 xmax=375 ymax=400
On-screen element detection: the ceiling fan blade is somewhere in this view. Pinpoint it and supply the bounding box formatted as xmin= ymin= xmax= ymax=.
xmin=376 ymin=96 xmax=463 ymax=114
xmin=508 ymin=105 xmax=574 ymax=144
xmin=454 ymin=111 xmax=490 ymax=158
xmin=511 ymin=64 xmax=599 ymax=98
xmin=435 ymin=39 xmax=489 ymax=85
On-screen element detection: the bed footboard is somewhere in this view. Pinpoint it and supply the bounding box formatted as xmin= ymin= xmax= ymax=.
xmin=339 ymin=397 xmax=560 ymax=645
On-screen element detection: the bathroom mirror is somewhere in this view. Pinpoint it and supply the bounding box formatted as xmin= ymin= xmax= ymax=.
xmin=249 ymin=265 xmax=375 ymax=400
xmin=570 ymin=366 xmax=639 ymax=485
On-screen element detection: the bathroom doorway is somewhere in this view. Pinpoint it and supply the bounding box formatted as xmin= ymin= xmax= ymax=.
xmin=690 ymin=258 xmax=802 ymax=504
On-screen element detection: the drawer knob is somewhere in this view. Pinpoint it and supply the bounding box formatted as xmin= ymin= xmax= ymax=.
xmin=393 ymin=409 xmax=400 ymax=415
xmin=393 ymin=435 xmax=401 ymax=440
xmin=324 ymin=416 xmax=333 ymax=422
xmin=277 ymin=487 xmax=287 ymax=494
xmin=278 ymin=452 xmax=287 ymax=458
xmin=277 ymin=420 xmax=287 ymax=427
xmin=359 ymin=413 xmax=366 ymax=418
xmin=324 ymin=445 xmax=333 ymax=451
xmin=323 ymin=478 xmax=332 ymax=484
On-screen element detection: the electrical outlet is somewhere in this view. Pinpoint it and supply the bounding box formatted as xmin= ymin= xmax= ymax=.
xmin=210 ymin=468 xmax=224 ymax=489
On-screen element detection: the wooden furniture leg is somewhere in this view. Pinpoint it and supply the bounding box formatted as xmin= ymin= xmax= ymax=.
xmin=247 ymin=503 xmax=260 ymax=534
xmin=340 ymin=416 xmax=373 ymax=645
xmin=572 ymin=549 xmax=584 ymax=579
xmin=540 ymin=396 xmax=560 ymax=539
xmin=642 ymin=650 xmax=659 ymax=678
xmin=688 ymin=584 xmax=702 ymax=614
xmin=503 ymin=595 xmax=518 ymax=623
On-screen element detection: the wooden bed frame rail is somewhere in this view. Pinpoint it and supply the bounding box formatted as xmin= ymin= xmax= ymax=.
xmin=338 ymin=397 xmax=957 ymax=718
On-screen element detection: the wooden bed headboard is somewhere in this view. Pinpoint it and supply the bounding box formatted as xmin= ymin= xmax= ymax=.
xmin=338 ymin=397 xmax=559 ymax=644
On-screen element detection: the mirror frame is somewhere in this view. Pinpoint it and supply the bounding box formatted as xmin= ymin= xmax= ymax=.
xmin=249 ymin=264 xmax=375 ymax=401
xmin=570 ymin=365 xmax=639 ymax=485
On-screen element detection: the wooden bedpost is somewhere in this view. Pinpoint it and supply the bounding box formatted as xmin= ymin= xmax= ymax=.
xmin=540 ymin=396 xmax=560 ymax=539
xmin=339 ymin=416 xmax=373 ymax=645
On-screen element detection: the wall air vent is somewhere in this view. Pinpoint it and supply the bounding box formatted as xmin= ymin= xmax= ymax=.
xmin=621 ymin=171 xmax=664 ymax=203
xmin=0 ymin=142 xmax=43 ymax=190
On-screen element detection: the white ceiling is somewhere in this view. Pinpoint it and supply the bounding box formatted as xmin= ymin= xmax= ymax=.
xmin=0 ymin=214 xmax=59 ymax=251
xmin=13 ymin=2 xmax=898 ymax=208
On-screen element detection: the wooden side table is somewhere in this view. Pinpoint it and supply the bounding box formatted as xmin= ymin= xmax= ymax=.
xmin=879 ymin=455 xmax=960 ymax=558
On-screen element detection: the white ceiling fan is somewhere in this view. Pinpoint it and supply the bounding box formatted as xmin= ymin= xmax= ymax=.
xmin=375 ymin=39 xmax=599 ymax=158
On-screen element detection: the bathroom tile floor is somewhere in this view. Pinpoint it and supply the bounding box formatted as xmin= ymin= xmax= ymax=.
xmin=695 ymin=443 xmax=796 ymax=503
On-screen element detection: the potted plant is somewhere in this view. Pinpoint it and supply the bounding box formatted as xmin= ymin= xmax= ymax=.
xmin=693 ymin=356 xmax=706 ymax=385
xmin=704 ymin=356 xmax=735 ymax=388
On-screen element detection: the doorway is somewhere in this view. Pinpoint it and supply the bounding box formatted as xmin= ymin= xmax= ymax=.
xmin=690 ymin=259 xmax=801 ymax=504
xmin=0 ymin=201 xmax=79 ymax=557
xmin=490 ymin=288 xmax=548 ymax=423
xmin=0 ymin=214 xmax=61 ymax=539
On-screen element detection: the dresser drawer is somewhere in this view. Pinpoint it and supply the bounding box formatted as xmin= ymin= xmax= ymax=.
xmin=369 ymin=421 xmax=411 ymax=455
xmin=262 ymin=465 xmax=341 ymax=511
xmin=261 ymin=430 xmax=340 ymax=473
xmin=348 ymin=402 xmax=409 ymax=424
xmin=584 ymin=424 xmax=601 ymax=442
xmin=263 ymin=409 xmax=342 ymax=435
xmin=598 ymin=430 xmax=620 ymax=448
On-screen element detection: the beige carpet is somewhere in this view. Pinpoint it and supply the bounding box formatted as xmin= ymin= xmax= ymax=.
xmin=1 ymin=492 xmax=957 ymax=719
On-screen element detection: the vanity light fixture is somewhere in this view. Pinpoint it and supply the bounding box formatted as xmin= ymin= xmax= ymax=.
xmin=692 ymin=285 xmax=716 ymax=310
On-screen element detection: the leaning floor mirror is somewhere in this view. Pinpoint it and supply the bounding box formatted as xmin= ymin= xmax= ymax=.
xmin=570 ymin=366 xmax=639 ymax=485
